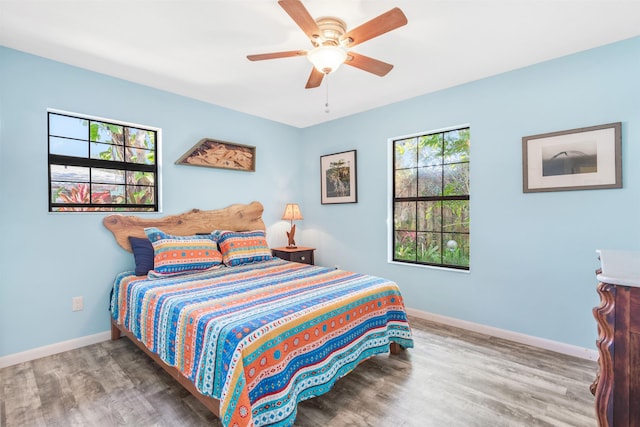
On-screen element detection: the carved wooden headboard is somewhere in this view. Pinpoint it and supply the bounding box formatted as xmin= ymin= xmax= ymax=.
xmin=103 ymin=201 xmax=266 ymax=252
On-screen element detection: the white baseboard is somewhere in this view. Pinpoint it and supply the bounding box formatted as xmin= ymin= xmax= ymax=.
xmin=405 ymin=307 xmax=598 ymax=361
xmin=0 ymin=330 xmax=111 ymax=369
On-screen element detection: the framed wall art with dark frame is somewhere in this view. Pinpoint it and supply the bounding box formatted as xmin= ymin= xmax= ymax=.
xmin=522 ymin=122 xmax=622 ymax=193
xmin=320 ymin=150 xmax=358 ymax=204
xmin=175 ymin=138 xmax=256 ymax=172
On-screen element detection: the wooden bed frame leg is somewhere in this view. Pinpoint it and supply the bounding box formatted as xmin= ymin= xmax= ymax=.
xmin=111 ymin=320 xmax=122 ymax=340
xmin=389 ymin=342 xmax=404 ymax=354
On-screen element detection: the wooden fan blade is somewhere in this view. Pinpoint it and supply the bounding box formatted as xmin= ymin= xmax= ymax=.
xmin=247 ymin=50 xmax=307 ymax=61
xmin=305 ymin=67 xmax=325 ymax=89
xmin=278 ymin=0 xmax=321 ymax=42
xmin=345 ymin=52 xmax=393 ymax=76
xmin=341 ymin=7 xmax=407 ymax=48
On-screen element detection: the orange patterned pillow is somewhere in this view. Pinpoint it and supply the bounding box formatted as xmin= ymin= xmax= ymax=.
xmin=215 ymin=230 xmax=272 ymax=266
xmin=144 ymin=227 xmax=222 ymax=275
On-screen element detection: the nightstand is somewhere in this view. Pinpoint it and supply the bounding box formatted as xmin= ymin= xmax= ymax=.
xmin=271 ymin=246 xmax=315 ymax=265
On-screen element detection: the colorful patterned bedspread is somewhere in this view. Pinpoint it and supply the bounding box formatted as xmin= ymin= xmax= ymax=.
xmin=110 ymin=258 xmax=413 ymax=427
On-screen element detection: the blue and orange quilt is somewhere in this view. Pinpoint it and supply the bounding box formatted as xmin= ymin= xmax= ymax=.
xmin=110 ymin=258 xmax=413 ymax=427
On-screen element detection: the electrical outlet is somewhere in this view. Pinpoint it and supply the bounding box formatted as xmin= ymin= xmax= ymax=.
xmin=72 ymin=296 xmax=83 ymax=312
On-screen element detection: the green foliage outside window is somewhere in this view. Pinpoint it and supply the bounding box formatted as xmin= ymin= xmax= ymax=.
xmin=48 ymin=112 xmax=158 ymax=212
xmin=393 ymin=127 xmax=470 ymax=269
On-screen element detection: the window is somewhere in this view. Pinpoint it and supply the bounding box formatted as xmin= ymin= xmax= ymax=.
xmin=391 ymin=127 xmax=470 ymax=270
xmin=48 ymin=111 xmax=159 ymax=212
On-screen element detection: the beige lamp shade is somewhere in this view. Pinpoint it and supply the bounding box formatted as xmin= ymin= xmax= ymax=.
xmin=281 ymin=203 xmax=303 ymax=221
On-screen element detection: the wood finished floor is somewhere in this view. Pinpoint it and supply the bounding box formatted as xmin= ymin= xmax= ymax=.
xmin=0 ymin=316 xmax=598 ymax=427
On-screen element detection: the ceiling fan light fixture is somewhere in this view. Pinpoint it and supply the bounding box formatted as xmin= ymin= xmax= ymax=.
xmin=307 ymin=45 xmax=347 ymax=74
xmin=247 ymin=3 xmax=407 ymax=89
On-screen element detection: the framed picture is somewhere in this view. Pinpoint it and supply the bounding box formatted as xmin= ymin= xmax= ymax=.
xmin=320 ymin=150 xmax=358 ymax=204
xmin=522 ymin=122 xmax=621 ymax=193
xmin=175 ymin=138 xmax=256 ymax=172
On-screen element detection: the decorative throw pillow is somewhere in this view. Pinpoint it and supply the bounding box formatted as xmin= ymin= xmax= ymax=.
xmin=144 ymin=227 xmax=222 ymax=275
xmin=215 ymin=230 xmax=272 ymax=266
xmin=128 ymin=236 xmax=155 ymax=276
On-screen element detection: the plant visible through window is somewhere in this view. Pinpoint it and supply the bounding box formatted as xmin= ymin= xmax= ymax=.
xmin=48 ymin=111 xmax=158 ymax=212
xmin=392 ymin=127 xmax=470 ymax=269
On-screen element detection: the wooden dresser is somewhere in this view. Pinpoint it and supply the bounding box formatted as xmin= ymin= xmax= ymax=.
xmin=592 ymin=249 xmax=640 ymax=427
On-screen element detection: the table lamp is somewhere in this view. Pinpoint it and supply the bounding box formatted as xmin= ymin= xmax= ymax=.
xmin=281 ymin=203 xmax=303 ymax=248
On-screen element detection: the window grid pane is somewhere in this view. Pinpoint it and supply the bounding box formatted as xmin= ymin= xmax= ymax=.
xmin=93 ymin=168 xmax=125 ymax=184
xmin=443 ymin=233 xmax=470 ymax=267
xmin=91 ymin=184 xmax=125 ymax=204
xmin=126 ymin=128 xmax=156 ymax=150
xmin=394 ymin=231 xmax=417 ymax=262
xmin=443 ymin=163 xmax=470 ymax=196
xmin=417 ymin=201 xmax=442 ymax=232
xmin=90 ymin=121 xmax=124 ymax=144
xmin=395 ymin=169 xmax=417 ymax=198
xmin=393 ymin=126 xmax=470 ymax=270
xmin=127 ymin=185 xmax=155 ymax=205
xmin=90 ymin=142 xmax=125 ymax=162
xmin=49 ymin=136 xmax=89 ymax=157
xmin=418 ymin=165 xmax=443 ymax=196
xmin=50 ymin=165 xmax=90 ymax=183
xmin=417 ymin=232 xmax=442 ymax=264
xmin=125 ymin=147 xmax=154 ymax=165
xmin=394 ymin=201 xmax=416 ymax=231
xmin=395 ymin=138 xmax=418 ymax=169
xmin=418 ymin=134 xmax=443 ymax=167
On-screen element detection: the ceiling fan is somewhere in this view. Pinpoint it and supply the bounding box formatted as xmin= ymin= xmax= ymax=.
xmin=247 ymin=0 xmax=408 ymax=89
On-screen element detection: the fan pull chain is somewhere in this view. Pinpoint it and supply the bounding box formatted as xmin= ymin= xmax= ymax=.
xmin=324 ymin=74 xmax=330 ymax=113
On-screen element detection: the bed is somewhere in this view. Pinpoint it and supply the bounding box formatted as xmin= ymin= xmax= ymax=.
xmin=104 ymin=201 xmax=413 ymax=427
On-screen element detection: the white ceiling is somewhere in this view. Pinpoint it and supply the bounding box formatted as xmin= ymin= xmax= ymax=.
xmin=1 ymin=1 xmax=639 ymax=128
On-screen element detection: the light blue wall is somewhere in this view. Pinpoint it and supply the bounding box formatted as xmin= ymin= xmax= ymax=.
xmin=299 ymin=36 xmax=640 ymax=349
xmin=0 ymin=47 xmax=303 ymax=356
xmin=1 ymin=37 xmax=638 ymax=358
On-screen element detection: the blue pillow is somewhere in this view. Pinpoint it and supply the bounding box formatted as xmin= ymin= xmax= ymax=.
xmin=128 ymin=236 xmax=154 ymax=276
